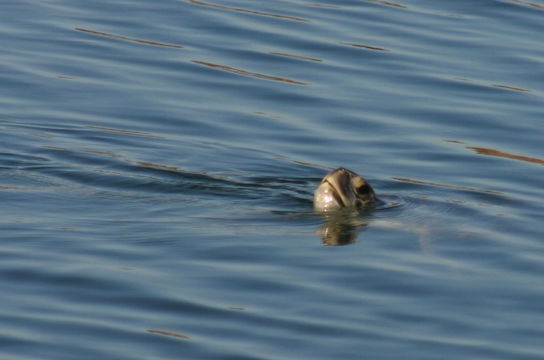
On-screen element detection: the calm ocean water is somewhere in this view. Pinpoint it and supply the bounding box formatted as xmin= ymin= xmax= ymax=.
xmin=1 ymin=0 xmax=543 ymax=359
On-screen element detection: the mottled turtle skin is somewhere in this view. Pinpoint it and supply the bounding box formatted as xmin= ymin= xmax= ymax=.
xmin=314 ymin=168 xmax=376 ymax=212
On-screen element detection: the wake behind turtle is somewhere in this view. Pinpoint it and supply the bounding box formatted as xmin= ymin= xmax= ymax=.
xmin=312 ymin=167 xmax=499 ymax=249
xmin=313 ymin=167 xmax=433 ymax=246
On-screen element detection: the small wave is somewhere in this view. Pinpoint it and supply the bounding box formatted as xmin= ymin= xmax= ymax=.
xmin=75 ymin=27 xmax=184 ymax=48
xmin=192 ymin=60 xmax=308 ymax=85
xmin=187 ymin=0 xmax=310 ymax=22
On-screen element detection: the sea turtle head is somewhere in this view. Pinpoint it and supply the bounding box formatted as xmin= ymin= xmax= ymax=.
xmin=314 ymin=168 xmax=376 ymax=212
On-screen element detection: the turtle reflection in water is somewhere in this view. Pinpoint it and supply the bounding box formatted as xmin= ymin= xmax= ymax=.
xmin=314 ymin=168 xmax=378 ymax=245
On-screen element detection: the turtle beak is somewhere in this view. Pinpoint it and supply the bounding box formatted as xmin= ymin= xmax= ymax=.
xmin=323 ymin=169 xmax=354 ymax=205
xmin=314 ymin=168 xmax=354 ymax=211
xmin=322 ymin=179 xmax=346 ymax=208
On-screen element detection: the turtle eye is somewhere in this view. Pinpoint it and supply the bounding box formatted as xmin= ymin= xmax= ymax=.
xmin=356 ymin=183 xmax=369 ymax=194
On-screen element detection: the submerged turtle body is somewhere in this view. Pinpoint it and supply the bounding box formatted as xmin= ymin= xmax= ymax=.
xmin=314 ymin=168 xmax=376 ymax=212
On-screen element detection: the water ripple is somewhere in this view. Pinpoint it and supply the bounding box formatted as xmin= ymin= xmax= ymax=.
xmin=192 ymin=60 xmax=309 ymax=85
xmin=187 ymin=0 xmax=310 ymax=22
xmin=75 ymin=28 xmax=184 ymax=48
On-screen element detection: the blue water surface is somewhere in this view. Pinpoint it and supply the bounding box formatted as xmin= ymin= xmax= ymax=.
xmin=1 ymin=0 xmax=543 ymax=359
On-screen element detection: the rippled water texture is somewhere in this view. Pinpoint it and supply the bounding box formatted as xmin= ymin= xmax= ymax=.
xmin=1 ymin=0 xmax=543 ymax=359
